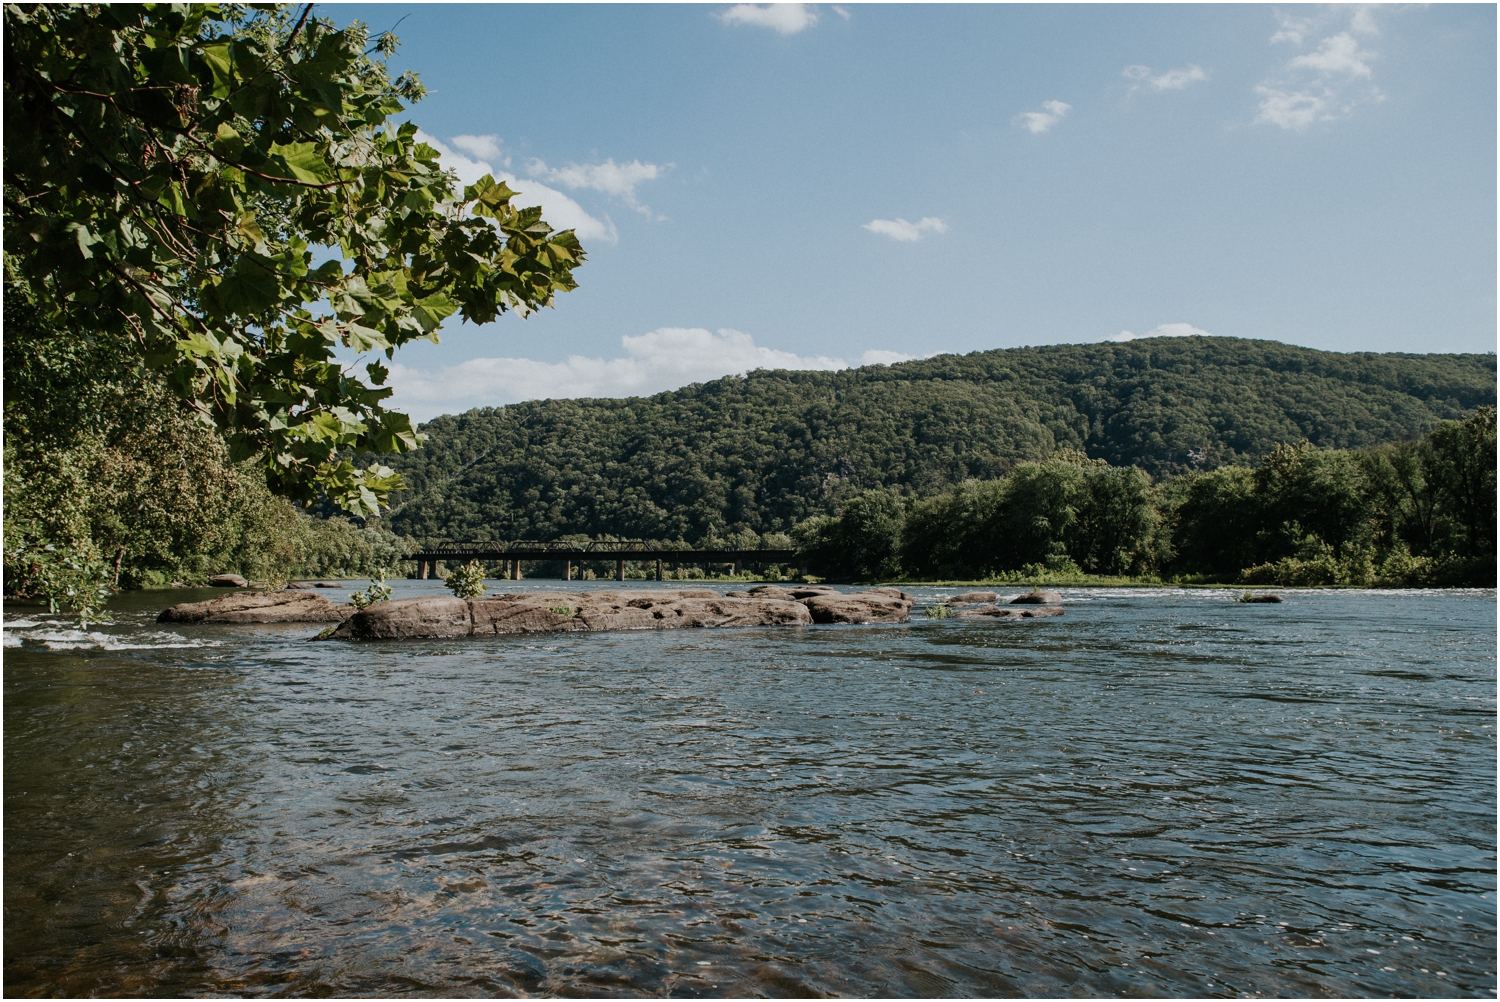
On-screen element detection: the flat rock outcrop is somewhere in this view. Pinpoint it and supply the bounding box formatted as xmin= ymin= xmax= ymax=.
xmin=1010 ymin=590 xmax=1064 ymax=605
xmin=746 ymin=584 xmax=838 ymax=600
xmin=802 ymin=592 xmax=913 ymax=624
xmin=318 ymin=588 xmax=911 ymax=641
xmin=952 ymin=604 xmax=1064 ymax=620
xmin=949 ymin=591 xmax=997 ymax=604
xmin=158 ymin=590 xmax=353 ymax=624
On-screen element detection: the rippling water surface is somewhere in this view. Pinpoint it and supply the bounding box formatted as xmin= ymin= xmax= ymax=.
xmin=4 ymin=583 xmax=1495 ymax=998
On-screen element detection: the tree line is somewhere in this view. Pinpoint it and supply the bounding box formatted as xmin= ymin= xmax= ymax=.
xmin=384 ymin=337 xmax=1494 ymax=547
xmin=794 ymin=409 xmax=1496 ymax=586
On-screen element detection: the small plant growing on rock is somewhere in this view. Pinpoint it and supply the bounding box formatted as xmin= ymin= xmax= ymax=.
xmin=549 ymin=605 xmax=575 ymax=618
xmin=926 ymin=604 xmax=952 ymax=619
xmin=446 ymin=560 xmax=488 ymax=600
xmin=351 ymin=567 xmax=393 ymax=611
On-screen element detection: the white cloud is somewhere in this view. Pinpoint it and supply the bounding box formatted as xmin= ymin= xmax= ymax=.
xmin=1349 ymin=6 xmax=1379 ymax=37
xmin=384 ymin=328 xmax=913 ymax=419
xmin=1289 ymin=33 xmax=1373 ymax=79
xmin=1270 ymin=13 xmax=1315 ymax=46
xmin=1255 ymin=11 xmax=1380 ymax=131
xmin=1253 ymin=86 xmax=1332 ymax=131
xmin=527 ymin=158 xmax=667 ymax=217
xmin=831 ymin=5 xmax=851 ymax=20
xmin=1108 ymin=322 xmax=1215 ymax=343
xmin=862 ymin=216 xmax=947 ymax=242
xmin=1013 ymin=100 xmax=1071 ymax=135
xmin=448 ymin=133 xmax=505 ymax=162
xmin=719 ymin=3 xmax=818 ymax=34
xmin=1124 ymin=64 xmax=1208 ymax=92
xmin=416 ymin=130 xmax=618 ymax=244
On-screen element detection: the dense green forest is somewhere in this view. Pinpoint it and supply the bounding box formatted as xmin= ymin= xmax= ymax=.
xmin=798 ymin=409 xmax=1495 ymax=587
xmin=3 ymin=296 xmax=410 ymax=610
xmin=386 ymin=337 xmax=1495 ymax=546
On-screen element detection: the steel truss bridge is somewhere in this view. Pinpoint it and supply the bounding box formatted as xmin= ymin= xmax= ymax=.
xmin=404 ymin=541 xmax=801 ymax=582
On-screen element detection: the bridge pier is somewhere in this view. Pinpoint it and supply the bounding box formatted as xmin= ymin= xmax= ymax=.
xmin=617 ymin=558 xmax=625 ymax=582
xmin=564 ymin=559 xmax=572 ymax=582
xmin=511 ymin=559 xmax=520 ymax=581
xmin=655 ymin=559 xmax=662 ymax=581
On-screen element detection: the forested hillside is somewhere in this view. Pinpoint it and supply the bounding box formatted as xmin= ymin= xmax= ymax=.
xmin=386 ymin=337 xmax=1495 ymax=545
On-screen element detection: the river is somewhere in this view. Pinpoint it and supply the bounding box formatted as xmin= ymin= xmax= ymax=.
xmin=4 ymin=583 xmax=1494 ymax=997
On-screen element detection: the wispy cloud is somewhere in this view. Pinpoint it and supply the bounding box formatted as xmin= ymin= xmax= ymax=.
xmin=1013 ymin=100 xmax=1071 ymax=135
xmin=384 ymin=328 xmax=923 ymax=419
xmin=1123 ymin=64 xmax=1208 ymax=92
xmin=527 ymin=158 xmax=668 ymax=218
xmin=862 ymin=217 xmax=947 ymax=242
xmin=1255 ymin=10 xmax=1381 ymax=131
xmin=417 ymin=131 xmax=617 ymax=244
xmin=718 ymin=3 xmax=818 ymax=34
xmin=1108 ymin=322 xmax=1215 ymax=343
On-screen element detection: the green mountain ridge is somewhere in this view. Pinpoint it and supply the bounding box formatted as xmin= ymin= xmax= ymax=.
xmin=384 ymin=336 xmax=1496 ymax=545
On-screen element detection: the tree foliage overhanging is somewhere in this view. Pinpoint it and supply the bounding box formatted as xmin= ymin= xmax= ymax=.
xmin=4 ymin=290 xmax=413 ymax=611
xmin=3 ymin=2 xmax=583 ymax=514
xmin=382 ymin=337 xmax=1496 ymax=547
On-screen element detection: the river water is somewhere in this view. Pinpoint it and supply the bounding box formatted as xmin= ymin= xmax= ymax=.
xmin=4 ymin=583 xmax=1494 ymax=998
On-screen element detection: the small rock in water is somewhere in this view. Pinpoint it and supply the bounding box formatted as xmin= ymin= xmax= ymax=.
xmin=1239 ymin=592 xmax=1283 ymax=603
xmin=208 ymin=573 xmax=248 ymax=588
xmin=1010 ymin=590 xmax=1063 ymax=605
xmin=954 ymin=604 xmax=1063 ymax=621
xmin=949 ymin=591 xmax=997 ymax=604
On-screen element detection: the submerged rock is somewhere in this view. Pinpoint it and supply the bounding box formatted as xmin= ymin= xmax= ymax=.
xmin=1238 ymin=593 xmax=1284 ymax=603
xmin=158 ymin=590 xmax=352 ymax=624
xmin=317 ymin=588 xmax=910 ymax=641
xmin=1010 ymin=590 xmax=1064 ymax=605
xmin=208 ymin=573 xmax=248 ymax=588
xmin=953 ymin=604 xmax=1064 ymax=620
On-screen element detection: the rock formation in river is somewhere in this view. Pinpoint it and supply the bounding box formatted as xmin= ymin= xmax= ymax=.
xmin=1010 ymin=590 xmax=1064 ymax=605
xmin=158 ymin=590 xmax=352 ymax=624
xmin=319 ymin=588 xmax=914 ymax=641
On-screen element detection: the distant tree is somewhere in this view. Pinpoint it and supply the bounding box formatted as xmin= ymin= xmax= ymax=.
xmin=795 ymin=488 xmax=905 ymax=581
xmin=3 ymin=3 xmax=583 ymax=515
xmin=1426 ymin=406 xmax=1497 ymax=558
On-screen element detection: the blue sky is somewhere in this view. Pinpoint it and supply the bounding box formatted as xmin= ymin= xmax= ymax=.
xmin=330 ymin=4 xmax=1496 ymax=420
